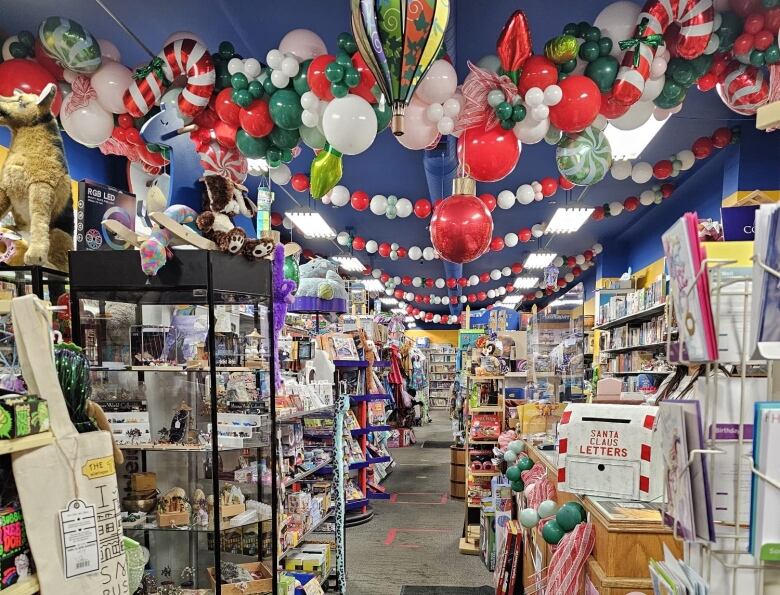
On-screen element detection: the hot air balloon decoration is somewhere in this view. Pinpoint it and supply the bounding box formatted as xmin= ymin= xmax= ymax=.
xmin=351 ymin=0 xmax=451 ymax=136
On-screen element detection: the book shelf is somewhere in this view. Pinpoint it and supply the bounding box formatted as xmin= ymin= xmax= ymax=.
xmin=426 ymin=343 xmax=457 ymax=409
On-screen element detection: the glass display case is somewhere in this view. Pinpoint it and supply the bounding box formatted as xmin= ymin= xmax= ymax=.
xmin=68 ymin=250 xmax=276 ymax=595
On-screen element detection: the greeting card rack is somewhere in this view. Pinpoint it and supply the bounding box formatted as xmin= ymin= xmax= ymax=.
xmin=68 ymin=250 xmax=277 ymax=595
xmin=663 ymin=257 xmax=780 ymax=594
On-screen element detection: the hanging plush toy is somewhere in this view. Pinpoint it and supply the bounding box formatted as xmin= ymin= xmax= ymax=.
xmin=272 ymin=243 xmax=297 ymax=390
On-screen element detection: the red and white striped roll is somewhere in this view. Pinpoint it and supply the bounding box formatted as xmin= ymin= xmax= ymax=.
xmin=124 ymin=38 xmax=215 ymax=118
xmin=611 ymin=0 xmax=714 ymax=106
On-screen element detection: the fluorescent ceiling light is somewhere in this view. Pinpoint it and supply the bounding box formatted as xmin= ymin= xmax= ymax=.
xmin=550 ymin=298 xmax=581 ymax=307
xmin=405 ymin=316 xmax=415 ymax=322
xmin=283 ymin=209 xmax=336 ymax=239
xmin=332 ymin=255 xmax=364 ymax=272
xmin=545 ymin=208 xmax=595 ymax=234
xmin=524 ymin=253 xmax=557 ymax=269
xmin=514 ymin=276 xmax=540 ymax=289
xmin=380 ymin=297 xmax=398 ymax=305
xmin=502 ymin=295 xmax=523 ymax=305
xmin=603 ymin=114 xmax=671 ymax=160
xmin=360 ymin=279 xmax=384 ymax=293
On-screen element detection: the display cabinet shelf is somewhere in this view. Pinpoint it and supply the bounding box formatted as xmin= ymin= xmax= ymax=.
xmin=593 ymin=303 xmax=666 ymax=330
xmin=0 ymin=433 xmax=53 ymax=455
xmin=278 ymin=509 xmax=334 ymax=560
xmin=283 ymin=458 xmax=332 ymax=487
xmin=277 ymin=404 xmax=334 ymax=422
xmin=600 ymin=341 xmax=667 ymax=354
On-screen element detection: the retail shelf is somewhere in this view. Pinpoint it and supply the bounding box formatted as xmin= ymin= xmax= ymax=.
xmin=593 ymin=303 xmax=666 ymax=331
xmin=346 ymin=498 xmax=369 ymax=510
xmin=0 ymin=432 xmax=53 ymax=455
xmin=123 ymin=514 xmax=270 ymax=533
xmin=469 ymin=470 xmax=500 ymax=477
xmin=349 ymin=393 xmax=393 ymax=403
xmin=91 ymin=365 xmax=263 ymax=373
xmin=2 ymin=577 xmax=39 ymax=595
xmin=118 ymin=443 xmax=256 ymax=452
xmin=468 ymin=439 xmax=500 ymax=445
xmin=600 ymin=340 xmax=667 ymax=354
xmin=604 ymin=370 xmax=672 ymax=375
xmin=279 ymin=509 xmax=334 ymax=559
xmin=283 ymin=458 xmax=332 ymax=487
xmin=277 ymin=404 xmax=334 ymax=422
xmin=350 ymin=425 xmax=391 ymax=436
xmin=349 ymin=455 xmax=392 ymax=470
xmin=470 ymin=405 xmax=502 ymax=413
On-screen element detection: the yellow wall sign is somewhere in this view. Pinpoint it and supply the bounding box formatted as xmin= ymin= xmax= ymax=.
xmin=81 ymin=455 xmax=116 ymax=479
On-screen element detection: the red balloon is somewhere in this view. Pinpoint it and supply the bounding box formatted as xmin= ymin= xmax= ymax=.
xmin=661 ymin=183 xmax=675 ymax=197
xmin=511 ymin=262 xmax=523 ymax=274
xmin=584 ymin=250 xmax=594 ymax=261
xmin=214 ymin=120 xmax=238 ymax=148
xmin=291 ymin=173 xmax=310 ymax=192
xmin=414 ymin=295 xmax=423 ymax=303
xmin=549 ymin=76 xmax=601 ymax=133
xmin=480 ymin=272 xmax=490 ymax=284
xmin=430 ymin=192 xmax=494 ymax=264
xmin=450 ymin=296 xmax=458 ymax=305
xmin=467 ymin=294 xmax=476 ymax=303
xmin=425 ymin=312 xmax=434 ymax=321
xmin=490 ymin=237 xmax=505 ymax=252
xmin=425 ymin=278 xmax=434 ymax=288
xmin=308 ymin=55 xmax=336 ymax=101
xmin=394 ymin=289 xmax=404 ymax=299
xmin=540 ymin=177 xmax=558 ymax=197
xmin=214 ymin=87 xmax=241 ymax=126
xmin=711 ymin=127 xmax=733 ymax=148
xmin=754 ymin=30 xmax=774 ymax=51
xmin=566 ymin=256 xmax=576 ymax=267
xmin=239 ymin=99 xmax=273 ymax=138
xmin=744 ymin=12 xmax=765 ymax=34
xmin=624 ymin=196 xmax=640 ymax=212
xmin=487 ymin=304 xmax=494 ymax=311
xmin=457 ymin=124 xmax=520 ymax=183
xmin=302 ymin=249 xmax=315 ymax=259
xmin=350 ymin=52 xmax=377 ymax=104
xmin=572 ymin=266 xmax=582 ymax=277
xmin=423 ymin=296 xmax=430 ymax=304
xmin=696 ymin=73 xmax=718 ymax=92
xmin=378 ymin=242 xmax=391 ymax=257
xmin=397 ymin=247 xmax=407 ymax=258
xmin=399 ymin=276 xmax=410 ymax=286
xmin=446 ymin=277 xmax=457 ymax=288
xmin=557 ymin=279 xmax=567 ymax=288
xmin=546 ymin=287 xmax=554 ymax=295
xmin=479 ymin=193 xmax=497 ymax=212
xmin=733 ymin=33 xmax=755 ymax=55
xmin=599 ymin=91 xmax=631 ymax=120
xmin=406 ymin=305 xmax=414 ymax=314
xmin=518 ymin=228 xmax=532 ymax=242
xmin=379 ymin=272 xmax=390 ymax=283
xmin=692 ymin=136 xmax=714 ymax=159
xmin=194 ymin=107 xmax=219 ymax=130
xmin=0 ymin=59 xmax=62 ymax=116
xmin=270 ymin=212 xmax=283 ymax=226
xmin=653 ymin=160 xmax=673 ymax=179
xmin=505 ymin=283 xmax=514 ymax=292
xmin=458 ymin=277 xmax=468 ymax=287
xmin=112 ymin=126 xmax=126 ymax=142
xmin=710 ymin=52 xmax=732 ymax=80
xmin=412 ymin=308 xmax=420 ymax=316
xmin=351 ymin=190 xmax=370 ymax=211
xmin=33 ymin=39 xmax=64 ymax=81
xmin=124 ymin=127 xmax=142 ymax=145
xmin=518 ymin=55 xmax=559 ymax=95
xmin=352 ymin=236 xmax=366 ymax=251
xmin=117 ymin=114 xmax=134 ymax=129
xmin=477 ymin=291 xmax=487 ymax=301
xmin=414 ymin=199 xmax=432 ymax=218
xmin=592 ymin=206 xmax=605 ymax=221
xmin=558 ymin=175 xmax=575 ymax=190
xmin=363 ymin=266 xmax=373 ymax=276
xmin=766 ymin=7 xmax=780 ymax=33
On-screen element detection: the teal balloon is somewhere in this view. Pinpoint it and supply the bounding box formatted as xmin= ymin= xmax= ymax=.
xmin=585 ymin=56 xmax=619 ymax=92
xmin=236 ymin=130 xmax=268 ymax=159
xmin=248 ymin=80 xmax=264 ymax=99
xmin=281 ymin=147 xmax=293 ymax=163
xmin=496 ymin=101 xmax=513 ymax=120
xmin=294 ymin=59 xmax=312 ymax=95
xmin=750 ymin=50 xmax=766 ymax=67
xmin=231 ymin=72 xmax=249 ymax=90
xmin=519 ymin=508 xmax=540 ymax=529
xmin=667 ymin=58 xmax=695 ymax=87
xmin=337 ymin=31 xmax=358 ymax=55
xmin=508 ymin=440 xmax=525 ymax=455
xmin=503 ymin=450 xmax=518 ymax=464
xmin=263 ymin=77 xmax=277 ymax=96
xmin=343 ymin=68 xmax=360 ymax=88
xmin=555 ymin=503 xmax=583 ymax=531
xmin=510 ymin=479 xmax=525 ymax=492
xmin=284 ymin=255 xmax=299 ymax=286
xmin=542 ymin=520 xmax=565 ymax=544
xmin=579 ymin=41 xmax=600 ymax=62
xmin=584 ymin=26 xmax=601 ymax=42
xmin=598 ymin=37 xmax=613 ymax=57
xmin=766 ymin=44 xmax=780 ymax=65
xmin=331 ymin=82 xmax=349 ymax=98
xmin=560 ymin=58 xmax=577 ymax=74
xmin=654 ymin=81 xmax=686 ymax=109
xmin=232 ymin=88 xmax=252 ymax=108
xmin=325 ymin=62 xmax=345 ymax=83
xmin=269 ymin=126 xmax=300 ymax=150
xmin=689 ymin=54 xmax=712 ymax=78
xmin=269 ymin=89 xmax=303 ymax=130
xmin=506 ymin=465 xmax=522 ymax=482
xmin=336 ymin=51 xmax=353 ymax=67
xmin=517 ymin=456 xmax=534 ymax=472
xmin=538 ymin=499 xmax=558 ymax=518
xmin=300 ymin=125 xmax=326 ymax=150
xmin=566 ymin=501 xmax=586 ymax=523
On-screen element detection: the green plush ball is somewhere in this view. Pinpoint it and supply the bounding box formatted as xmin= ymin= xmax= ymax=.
xmin=510 ymin=479 xmax=525 ymax=492
xmin=542 ymin=520 xmax=566 ymax=544
xmin=506 ymin=465 xmax=522 ymax=482
xmin=519 ymin=508 xmax=540 ymax=529
xmin=517 ymin=456 xmax=535 ymax=472
xmin=537 ymin=499 xmax=558 ymax=519
xmin=566 ymin=501 xmax=586 ymax=523
xmin=555 ymin=503 xmax=583 ymax=532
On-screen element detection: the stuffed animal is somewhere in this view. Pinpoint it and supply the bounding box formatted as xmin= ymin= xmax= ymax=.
xmin=475 ymin=336 xmax=508 ymax=375
xmin=0 ymin=227 xmax=27 ymax=265
xmin=296 ymin=258 xmax=348 ymax=303
xmin=0 ymin=83 xmax=73 ymax=271
xmin=197 ymin=173 xmax=273 ymax=260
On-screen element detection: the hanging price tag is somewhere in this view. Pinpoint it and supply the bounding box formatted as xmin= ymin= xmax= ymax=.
xmin=59 ymin=499 xmax=100 ymax=579
xmin=303 ymin=578 xmax=325 ymax=595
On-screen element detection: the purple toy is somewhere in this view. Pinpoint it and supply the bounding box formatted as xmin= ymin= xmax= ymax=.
xmin=272 ymin=244 xmax=296 ymax=389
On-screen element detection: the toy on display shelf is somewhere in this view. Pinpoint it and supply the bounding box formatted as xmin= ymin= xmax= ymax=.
xmin=291 ymin=258 xmax=349 ymax=314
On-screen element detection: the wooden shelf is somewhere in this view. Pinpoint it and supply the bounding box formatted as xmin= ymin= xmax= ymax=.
xmin=603 ymin=370 xmax=672 ymax=376
xmin=0 ymin=433 xmax=53 ymax=455
xmin=470 ymin=406 xmax=502 ymax=413
xmin=3 ymin=577 xmax=39 ymax=595
xmin=600 ymin=341 xmax=667 ymax=354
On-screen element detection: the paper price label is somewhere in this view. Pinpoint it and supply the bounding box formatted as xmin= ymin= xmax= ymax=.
xmin=81 ymin=455 xmax=115 ymax=479
xmin=59 ymin=499 xmax=99 ymax=579
xmin=303 ymin=579 xmax=325 ymax=595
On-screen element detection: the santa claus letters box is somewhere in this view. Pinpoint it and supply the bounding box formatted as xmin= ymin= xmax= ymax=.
xmin=557 ymin=403 xmax=661 ymax=501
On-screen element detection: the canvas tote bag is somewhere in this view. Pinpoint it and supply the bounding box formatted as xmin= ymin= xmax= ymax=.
xmin=10 ymin=295 xmax=129 ymax=595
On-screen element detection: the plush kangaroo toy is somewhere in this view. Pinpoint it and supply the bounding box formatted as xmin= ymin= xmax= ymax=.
xmin=0 ymin=83 xmax=73 ymax=271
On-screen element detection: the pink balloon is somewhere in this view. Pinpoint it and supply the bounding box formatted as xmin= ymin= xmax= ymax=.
xmin=278 ymin=29 xmax=327 ymax=62
xmin=91 ymin=59 xmax=133 ymax=114
xmin=395 ymin=97 xmax=439 ymax=150
xmin=60 ymin=76 xmax=113 ymax=146
xmin=416 ymin=59 xmax=458 ymax=104
xmin=97 ymin=39 xmax=121 ymax=62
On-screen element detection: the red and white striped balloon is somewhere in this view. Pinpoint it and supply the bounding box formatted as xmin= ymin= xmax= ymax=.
xmin=199 ymin=141 xmax=248 ymax=184
xmin=124 ymin=38 xmax=215 ymax=118
xmin=611 ymin=0 xmax=714 ymax=106
xmin=717 ymin=61 xmax=769 ymax=116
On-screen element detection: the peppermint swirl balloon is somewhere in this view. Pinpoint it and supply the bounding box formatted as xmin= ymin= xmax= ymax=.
xmin=555 ymin=126 xmax=613 ymax=186
xmin=38 ymin=17 xmax=102 ymax=73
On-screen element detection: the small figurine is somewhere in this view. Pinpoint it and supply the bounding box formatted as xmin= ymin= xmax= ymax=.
xmin=180 ymin=566 xmax=194 ymax=588
xmin=221 ymin=484 xmax=245 ymax=506
xmin=157 ymin=427 xmax=170 ymax=443
xmin=192 ymin=488 xmax=209 ymax=527
xmin=206 ymin=494 xmax=215 ymax=526
xmin=158 ymin=487 xmax=191 ymax=515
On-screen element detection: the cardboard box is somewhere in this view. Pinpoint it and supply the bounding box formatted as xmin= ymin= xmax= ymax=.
xmin=130 ymin=472 xmax=156 ymax=493
xmin=208 ymin=561 xmax=272 ymax=594
xmin=0 ymin=504 xmax=33 ymax=590
xmin=0 ymin=395 xmax=49 ymax=439
xmin=156 ymin=511 xmax=190 ymax=528
xmin=221 ymin=503 xmax=246 ymax=519
xmin=76 ymin=180 xmax=138 ymax=251
xmin=520 ymin=402 xmax=567 ymax=437
xmin=480 ymin=509 xmax=497 ymax=571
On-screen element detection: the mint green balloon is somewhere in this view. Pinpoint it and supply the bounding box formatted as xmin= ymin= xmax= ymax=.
xmin=508 ymin=440 xmax=525 ymax=454
xmin=538 ymin=499 xmax=558 ymax=519
xmin=520 ymin=508 xmax=540 ymax=529
xmin=300 ymin=125 xmax=326 ymax=150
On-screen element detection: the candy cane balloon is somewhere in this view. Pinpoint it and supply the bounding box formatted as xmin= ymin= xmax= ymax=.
xmin=124 ymin=38 xmax=215 ymax=118
xmin=717 ymin=61 xmax=769 ymax=116
xmin=611 ymin=0 xmax=714 ymax=106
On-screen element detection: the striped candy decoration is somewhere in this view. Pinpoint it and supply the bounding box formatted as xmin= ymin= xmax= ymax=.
xmin=555 ymin=126 xmax=613 ymax=187
xmin=124 ymin=38 xmax=215 ymax=118
xmin=612 ymin=0 xmax=714 ymax=107
xmin=717 ymin=61 xmax=769 ymax=116
xmin=199 ymin=141 xmax=248 ymax=184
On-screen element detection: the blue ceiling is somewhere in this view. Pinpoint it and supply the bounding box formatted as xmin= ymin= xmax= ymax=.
xmin=0 ymin=0 xmax=748 ymax=311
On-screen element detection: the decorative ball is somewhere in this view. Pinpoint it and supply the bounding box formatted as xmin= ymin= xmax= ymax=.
xmin=520 ymin=508 xmax=540 ymax=529
xmin=542 ymin=520 xmax=566 ymax=544
xmin=556 ymin=126 xmax=613 ymax=186
xmin=538 ymin=499 xmax=558 ymax=519
xmin=430 ymin=192 xmax=493 ymax=264
xmin=506 ymin=465 xmax=522 ymax=482
xmin=545 ymin=34 xmax=579 ymax=64
xmin=516 ymin=456 xmax=535 ymax=473
xmin=508 ymin=440 xmax=525 ymax=454
xmin=510 ymin=479 xmax=525 ymax=492
xmin=555 ymin=502 xmax=584 ymax=532
xmin=566 ymin=501 xmax=586 ymax=523
xmin=503 ymin=450 xmax=518 ymax=464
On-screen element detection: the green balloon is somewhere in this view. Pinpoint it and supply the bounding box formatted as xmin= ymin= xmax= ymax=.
xmin=217 ymin=73 xmax=232 ymax=91
xmin=542 ymin=520 xmax=566 ymax=545
xmin=555 ymin=503 xmax=583 ymax=532
xmin=585 ymin=55 xmax=619 ymax=92
xmin=236 ymin=130 xmax=269 ymax=159
xmin=269 ymin=126 xmax=300 ymax=150
xmin=517 ymin=456 xmax=534 ymax=472
xmin=496 ymin=101 xmax=513 ymax=120
xmin=17 ymin=30 xmax=35 ymax=48
xmin=668 ymin=58 xmax=695 ymax=87
xmin=269 ymin=89 xmax=303 ymax=130
xmin=510 ymin=479 xmax=525 ymax=492
xmin=717 ymin=11 xmax=743 ymax=52
xmin=654 ymin=83 xmax=686 ymax=109
xmin=325 ymin=62 xmax=345 ymax=83
xmin=567 ymin=501 xmax=586 ymax=522
xmin=500 ymin=118 xmax=514 ymax=130
xmin=293 ymin=59 xmax=312 ymax=95
xmin=579 ymin=41 xmax=600 ymax=62
xmin=519 ymin=508 xmax=540 ymax=529
xmin=336 ymin=51 xmax=353 ymax=67
xmin=750 ymin=49 xmax=766 ymax=67
xmin=598 ymin=37 xmax=613 ymax=57
xmin=562 ymin=22 xmax=578 ymax=37
xmin=765 ymin=44 xmax=780 ymax=65
xmin=284 ymin=255 xmax=300 ymax=286
xmin=300 ymin=124 xmax=327 ymax=150
xmin=281 ymin=148 xmax=293 ymax=163
xmin=9 ymin=41 xmax=28 ymax=59
xmin=584 ymin=26 xmax=601 ymax=42
xmin=231 ymin=72 xmax=249 ymax=90
xmin=232 ymin=88 xmax=253 ymax=108
xmin=512 ymin=104 xmax=526 ymax=122
xmin=373 ymin=97 xmax=392 ymax=132
xmin=344 ymin=68 xmax=361 ymax=88
xmin=248 ymin=80 xmax=264 ymax=99
xmin=576 ymin=21 xmax=591 ymax=38
xmin=263 ymin=77 xmax=277 ymax=95
xmin=661 ymin=79 xmax=684 ymax=99
xmin=689 ymin=54 xmax=712 ymax=78
xmin=219 ymin=41 xmax=235 ymax=59
xmin=266 ymin=146 xmax=281 ymax=165
xmin=331 ymin=82 xmax=349 ymax=98
xmin=337 ymin=31 xmax=358 ymax=55
xmin=506 ymin=465 xmax=522 ymax=482
xmin=560 ymin=58 xmax=578 ymax=74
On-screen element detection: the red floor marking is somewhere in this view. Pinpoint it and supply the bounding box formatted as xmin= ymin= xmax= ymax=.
xmin=440 ymin=493 xmax=448 ymax=504
xmin=383 ymin=528 xmax=398 ymax=545
xmin=383 ymin=527 xmax=453 ymax=546
xmin=390 ymin=493 xmax=398 ymax=503
xmin=391 ymin=492 xmax=450 ymax=505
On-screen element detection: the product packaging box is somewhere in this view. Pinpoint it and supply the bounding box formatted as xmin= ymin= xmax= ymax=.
xmin=480 ymin=509 xmax=497 ymax=571
xmin=77 ymin=180 xmax=138 ymax=251
xmin=0 ymin=504 xmax=34 ymax=590
xmin=0 ymin=395 xmax=49 ymax=439
xmin=520 ymin=401 xmax=567 ymax=437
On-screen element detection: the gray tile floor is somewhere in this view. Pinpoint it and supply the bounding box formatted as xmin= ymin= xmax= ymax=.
xmin=346 ymin=410 xmax=493 ymax=595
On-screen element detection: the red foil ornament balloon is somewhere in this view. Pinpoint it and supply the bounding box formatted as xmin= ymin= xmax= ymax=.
xmin=717 ymin=61 xmax=768 ymax=116
xmin=414 ymin=198 xmax=432 ymax=218
xmin=497 ymin=10 xmax=533 ymax=79
xmin=351 ymin=190 xmax=370 ymax=210
xmin=457 ymin=124 xmax=521 ymax=183
xmin=430 ymin=177 xmax=493 ymax=264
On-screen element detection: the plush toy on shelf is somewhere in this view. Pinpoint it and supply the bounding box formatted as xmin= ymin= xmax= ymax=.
xmin=0 ymin=84 xmax=73 ymax=271
xmin=291 ymin=257 xmax=349 ymax=313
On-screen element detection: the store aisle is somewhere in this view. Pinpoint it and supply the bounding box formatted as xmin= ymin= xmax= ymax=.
xmin=346 ymin=409 xmax=492 ymax=595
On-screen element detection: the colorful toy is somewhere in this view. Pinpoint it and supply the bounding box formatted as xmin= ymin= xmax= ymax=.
xmin=139 ymin=204 xmax=199 ymax=276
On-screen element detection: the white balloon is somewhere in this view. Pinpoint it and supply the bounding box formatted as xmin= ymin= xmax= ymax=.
xmin=271 ymin=70 xmax=290 ymax=89
xmin=610 ymin=160 xmax=632 ymax=180
xmin=301 ymin=91 xmax=319 ymax=110
xmin=406 ymin=292 xmax=414 ymax=301
xmin=516 ymin=184 xmax=535 ymax=205
xmin=322 ymin=96 xmax=377 ymax=155
xmin=497 ymin=190 xmax=516 ymax=209
xmin=490 ymin=269 xmax=501 ymax=280
xmin=443 ymin=97 xmax=461 ymax=117
xmin=531 ymin=224 xmax=544 ymax=238
xmin=417 ymin=59 xmax=458 ymax=105
xmin=593 ymin=243 xmax=603 ymax=254
xmin=97 ymin=39 xmax=121 ymax=62
xmin=535 ymin=290 xmax=543 ymax=298
xmin=576 ymin=254 xmax=586 ymax=265
xmin=553 ymin=256 xmax=564 ymax=268
xmin=609 ymin=201 xmax=624 ymax=216
xmin=531 ymin=104 xmax=549 ymax=121
xmin=437 ymin=116 xmax=455 ymax=136
xmin=639 ymin=190 xmax=655 ymax=206
xmin=677 ymin=149 xmax=695 ymax=170
xmin=372 ymin=269 xmax=382 ymax=278
xmin=365 ymin=240 xmax=378 ymax=254
xmin=390 ymin=251 xmax=399 ymax=261
xmin=432 ymin=314 xmax=441 ymax=323
xmin=60 ymin=91 xmax=113 ymax=146
xmin=426 ymin=103 xmax=444 ymax=122
xmin=641 ymin=75 xmax=665 ymax=102
xmin=460 ymin=295 xmax=468 ymax=303
xmin=525 ymin=87 xmax=544 ymax=107
xmin=498 ymin=286 xmax=507 ymax=295
xmin=591 ymin=114 xmax=608 ymax=130
xmin=244 ymin=58 xmax=262 ymax=79
xmin=504 ymin=232 xmax=518 ymax=247
xmin=611 ymin=100 xmax=654 ymax=131
xmin=408 ymin=246 xmax=422 ymax=260
xmin=650 ymin=57 xmax=667 ymax=79
xmin=0 ymin=36 xmax=19 ymax=61
xmin=270 ymin=163 xmax=292 ymax=185
xmin=301 ymin=109 xmax=319 ymax=128
xmin=594 ymin=1 xmax=642 ymax=58
xmin=514 ymin=116 xmax=549 ymax=144
xmin=469 ymin=275 xmax=479 ymax=286
xmin=336 ymin=231 xmax=351 ymax=246
xmin=282 ymin=216 xmax=294 ymax=230
xmin=228 ymin=58 xmax=245 ymax=75
xmin=565 ymin=273 xmax=575 ymax=282
xmin=266 ymin=49 xmax=284 ymax=69
xmin=631 ymin=162 xmax=653 ymax=184
xmin=91 ymin=60 xmax=134 ymax=114
xmin=395 ymin=198 xmax=413 ymax=218
xmin=164 ymin=31 xmax=206 ymax=46
xmin=435 ymin=278 xmax=445 ymax=289
xmin=330 ymin=185 xmax=350 ymax=207
xmin=370 ymin=194 xmax=388 ymax=215
xmin=278 ymin=29 xmax=327 ymax=62
xmin=281 ymin=56 xmax=300 ymax=77
xmin=412 ymin=276 xmax=422 ymax=287
xmin=487 ymin=289 xmax=496 ymax=299
xmin=502 ymin=266 xmax=512 ymax=277
xmin=320 ymin=193 xmax=331 ymax=205
xmin=423 ymin=247 xmax=435 ymax=261
xmin=543 ymin=85 xmax=563 ymax=106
